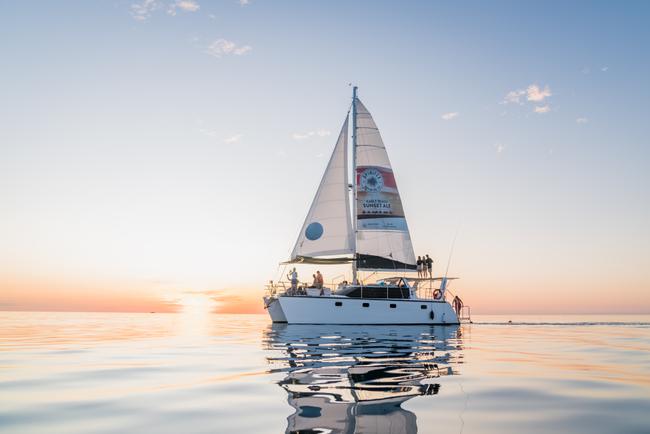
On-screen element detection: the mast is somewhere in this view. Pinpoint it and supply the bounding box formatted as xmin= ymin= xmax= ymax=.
xmin=351 ymin=86 xmax=358 ymax=284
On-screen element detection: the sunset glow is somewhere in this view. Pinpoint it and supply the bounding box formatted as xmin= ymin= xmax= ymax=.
xmin=1 ymin=1 xmax=649 ymax=315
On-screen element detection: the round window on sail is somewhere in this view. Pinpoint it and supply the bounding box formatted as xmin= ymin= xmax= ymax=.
xmin=305 ymin=222 xmax=324 ymax=240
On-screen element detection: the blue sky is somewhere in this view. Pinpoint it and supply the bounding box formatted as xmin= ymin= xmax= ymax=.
xmin=1 ymin=1 xmax=649 ymax=313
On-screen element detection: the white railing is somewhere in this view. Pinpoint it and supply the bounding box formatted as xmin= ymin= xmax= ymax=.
xmin=266 ymin=274 xmax=351 ymax=297
xmin=412 ymin=279 xmax=446 ymax=301
xmin=459 ymin=306 xmax=472 ymax=322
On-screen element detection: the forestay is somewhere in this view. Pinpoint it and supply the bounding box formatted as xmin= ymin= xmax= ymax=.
xmin=354 ymin=98 xmax=417 ymax=270
xmin=290 ymin=117 xmax=354 ymax=262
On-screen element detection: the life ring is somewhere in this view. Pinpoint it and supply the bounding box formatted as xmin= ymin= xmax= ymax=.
xmin=433 ymin=289 xmax=443 ymax=300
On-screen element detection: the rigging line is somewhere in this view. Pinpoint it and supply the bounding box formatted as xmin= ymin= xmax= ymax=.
xmin=444 ymin=223 xmax=461 ymax=279
xmin=276 ymin=262 xmax=288 ymax=287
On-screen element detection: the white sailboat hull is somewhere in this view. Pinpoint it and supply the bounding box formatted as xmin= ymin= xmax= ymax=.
xmin=265 ymin=295 xmax=459 ymax=325
xmin=264 ymin=296 xmax=287 ymax=322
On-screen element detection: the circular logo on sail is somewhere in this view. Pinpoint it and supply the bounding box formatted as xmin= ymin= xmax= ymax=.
xmin=360 ymin=168 xmax=384 ymax=192
xmin=305 ymin=222 xmax=324 ymax=240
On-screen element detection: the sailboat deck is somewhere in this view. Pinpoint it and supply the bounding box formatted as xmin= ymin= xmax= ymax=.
xmin=273 ymin=284 xmax=448 ymax=303
xmin=279 ymin=294 xmax=448 ymax=303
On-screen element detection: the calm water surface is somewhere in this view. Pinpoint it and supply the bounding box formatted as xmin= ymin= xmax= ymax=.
xmin=1 ymin=312 xmax=649 ymax=433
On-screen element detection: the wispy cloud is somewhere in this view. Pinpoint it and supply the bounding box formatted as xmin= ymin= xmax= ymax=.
xmin=224 ymin=134 xmax=243 ymax=144
xmin=292 ymin=129 xmax=331 ymax=140
xmin=526 ymin=84 xmax=551 ymax=102
xmin=576 ymin=117 xmax=589 ymax=124
xmin=441 ymin=112 xmax=459 ymax=121
xmin=131 ymin=0 xmax=199 ymax=20
xmin=601 ymin=66 xmax=609 ymax=72
xmin=494 ymin=143 xmax=506 ymax=154
xmin=503 ymin=84 xmax=552 ymax=104
xmin=198 ymin=129 xmax=243 ymax=143
xmin=504 ymin=89 xmax=526 ymax=105
xmin=239 ymin=0 xmax=250 ymax=5
xmin=503 ymin=83 xmax=552 ymax=114
xmin=177 ymin=0 xmax=199 ymax=11
xmin=206 ymin=39 xmax=252 ymax=58
xmin=130 ymin=0 xmax=159 ymax=21
xmin=167 ymin=0 xmax=200 ymax=15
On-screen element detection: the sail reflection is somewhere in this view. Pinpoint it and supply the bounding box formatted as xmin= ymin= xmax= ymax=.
xmin=264 ymin=324 xmax=463 ymax=434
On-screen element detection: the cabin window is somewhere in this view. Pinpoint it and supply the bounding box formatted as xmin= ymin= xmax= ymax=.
xmin=335 ymin=301 xmax=343 ymax=307
xmin=389 ymin=303 xmax=397 ymax=308
xmin=344 ymin=286 xmax=410 ymax=299
xmin=362 ymin=302 xmax=370 ymax=308
xmin=388 ymin=287 xmax=410 ymax=299
xmin=421 ymin=305 xmax=427 ymax=309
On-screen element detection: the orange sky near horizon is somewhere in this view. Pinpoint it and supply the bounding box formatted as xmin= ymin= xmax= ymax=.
xmin=2 ymin=2 xmax=650 ymax=317
xmin=1 ymin=270 xmax=649 ymax=315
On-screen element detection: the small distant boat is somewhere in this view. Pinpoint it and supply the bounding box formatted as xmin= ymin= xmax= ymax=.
xmin=264 ymin=87 xmax=469 ymax=325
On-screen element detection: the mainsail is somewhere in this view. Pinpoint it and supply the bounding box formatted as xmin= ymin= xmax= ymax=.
xmin=290 ymin=117 xmax=354 ymax=263
xmin=353 ymin=98 xmax=417 ymax=270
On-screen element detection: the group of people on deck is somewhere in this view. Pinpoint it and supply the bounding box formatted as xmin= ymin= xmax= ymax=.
xmin=416 ymin=255 xmax=433 ymax=278
xmin=286 ymin=268 xmax=323 ymax=295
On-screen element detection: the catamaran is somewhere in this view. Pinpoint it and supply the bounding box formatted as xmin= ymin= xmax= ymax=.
xmin=263 ymin=87 xmax=469 ymax=325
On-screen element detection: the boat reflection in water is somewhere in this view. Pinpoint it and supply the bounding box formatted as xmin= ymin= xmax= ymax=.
xmin=264 ymin=324 xmax=463 ymax=434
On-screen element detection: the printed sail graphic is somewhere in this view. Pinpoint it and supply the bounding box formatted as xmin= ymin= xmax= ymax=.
xmin=290 ymin=117 xmax=354 ymax=263
xmin=357 ymin=166 xmax=407 ymax=231
xmin=354 ymin=99 xmax=417 ymax=270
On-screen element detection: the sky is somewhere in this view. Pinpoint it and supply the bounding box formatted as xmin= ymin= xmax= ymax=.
xmin=1 ymin=1 xmax=649 ymax=314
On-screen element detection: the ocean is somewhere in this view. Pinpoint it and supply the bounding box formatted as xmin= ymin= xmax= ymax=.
xmin=1 ymin=311 xmax=649 ymax=433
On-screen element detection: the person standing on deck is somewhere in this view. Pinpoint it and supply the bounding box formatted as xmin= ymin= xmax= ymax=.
xmin=287 ymin=268 xmax=298 ymax=293
xmin=315 ymin=271 xmax=324 ymax=289
xmin=416 ymin=256 xmax=423 ymax=278
xmin=425 ymin=255 xmax=433 ymax=278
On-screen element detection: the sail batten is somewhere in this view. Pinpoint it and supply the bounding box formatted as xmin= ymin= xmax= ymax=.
xmin=290 ymin=117 xmax=354 ymax=261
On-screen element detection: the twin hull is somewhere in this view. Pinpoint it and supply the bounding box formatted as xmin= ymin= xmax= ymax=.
xmin=264 ymin=295 xmax=459 ymax=325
